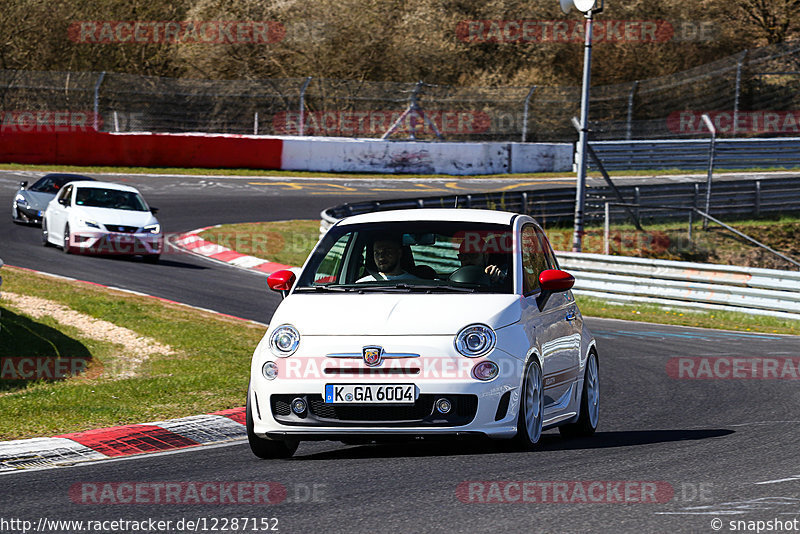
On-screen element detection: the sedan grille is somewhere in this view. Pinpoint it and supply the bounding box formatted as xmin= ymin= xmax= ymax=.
xmin=108 ymin=225 xmax=138 ymax=233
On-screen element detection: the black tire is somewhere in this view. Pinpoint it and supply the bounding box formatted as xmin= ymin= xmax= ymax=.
xmin=11 ymin=204 xmax=23 ymax=224
xmin=42 ymin=219 xmax=52 ymax=246
xmin=62 ymin=224 xmax=73 ymax=254
xmin=246 ymin=390 xmax=298 ymax=459
xmin=513 ymin=358 xmax=544 ymax=449
xmin=143 ymin=254 xmax=160 ymax=264
xmin=559 ymin=351 xmax=599 ymax=439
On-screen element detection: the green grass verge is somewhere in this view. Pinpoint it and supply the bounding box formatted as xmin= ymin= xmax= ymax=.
xmin=0 ymin=266 xmax=263 ymax=440
xmin=200 ymin=220 xmax=321 ymax=267
xmin=575 ymin=296 xmax=800 ymax=336
xmin=198 ymin=219 xmax=800 ymax=336
xmin=3 ymin=162 xmax=799 ymax=180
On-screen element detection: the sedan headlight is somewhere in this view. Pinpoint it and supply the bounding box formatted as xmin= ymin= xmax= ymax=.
xmin=80 ymin=219 xmax=102 ymax=229
xmin=142 ymin=223 xmax=161 ymax=234
xmin=269 ymin=325 xmax=300 ymax=357
xmin=14 ymin=194 xmax=27 ymax=206
xmin=455 ymin=324 xmax=496 ymax=357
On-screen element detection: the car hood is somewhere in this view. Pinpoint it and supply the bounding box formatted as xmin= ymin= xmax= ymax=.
xmin=22 ymin=191 xmax=56 ymax=210
xmin=71 ymin=206 xmax=157 ymax=228
xmin=272 ymin=293 xmax=521 ymax=336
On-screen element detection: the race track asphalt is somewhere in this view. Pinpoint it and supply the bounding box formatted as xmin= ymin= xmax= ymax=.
xmin=1 ymin=170 xmax=799 ymax=533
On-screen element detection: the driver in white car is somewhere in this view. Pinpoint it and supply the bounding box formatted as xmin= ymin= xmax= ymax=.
xmin=357 ymin=235 xmax=421 ymax=282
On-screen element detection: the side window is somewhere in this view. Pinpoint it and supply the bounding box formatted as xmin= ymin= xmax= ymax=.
xmin=533 ymin=226 xmax=559 ymax=270
xmin=521 ymin=225 xmax=549 ymax=295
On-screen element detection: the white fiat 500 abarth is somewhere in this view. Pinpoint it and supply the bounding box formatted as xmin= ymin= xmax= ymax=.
xmin=248 ymin=208 xmax=599 ymax=458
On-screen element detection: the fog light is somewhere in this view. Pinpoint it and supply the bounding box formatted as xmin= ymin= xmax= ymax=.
xmin=262 ymin=361 xmax=279 ymax=380
xmin=291 ymin=397 xmax=307 ymax=415
xmin=435 ymin=398 xmax=452 ymax=414
xmin=473 ymin=361 xmax=499 ymax=381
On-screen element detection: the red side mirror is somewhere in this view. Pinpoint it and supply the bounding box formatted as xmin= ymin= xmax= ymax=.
xmin=267 ymin=270 xmax=296 ymax=292
xmin=539 ymin=269 xmax=575 ymax=292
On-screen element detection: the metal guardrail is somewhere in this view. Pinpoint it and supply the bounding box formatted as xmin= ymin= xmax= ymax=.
xmin=588 ymin=138 xmax=800 ymax=171
xmin=558 ymin=252 xmax=800 ymax=320
xmin=321 ymin=175 xmax=800 ymax=231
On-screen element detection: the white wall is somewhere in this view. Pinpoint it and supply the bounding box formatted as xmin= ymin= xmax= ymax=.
xmin=279 ymin=137 xmax=572 ymax=175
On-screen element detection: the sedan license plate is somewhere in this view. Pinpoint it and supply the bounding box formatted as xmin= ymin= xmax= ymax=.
xmin=324 ymin=384 xmax=416 ymax=405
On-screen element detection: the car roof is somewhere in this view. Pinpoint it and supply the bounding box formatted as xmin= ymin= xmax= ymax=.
xmin=41 ymin=173 xmax=95 ymax=181
xmin=337 ymin=208 xmax=520 ymax=226
xmin=67 ymin=180 xmax=141 ymax=193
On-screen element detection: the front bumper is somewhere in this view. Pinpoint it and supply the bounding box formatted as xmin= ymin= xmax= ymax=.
xmin=249 ymin=354 xmax=524 ymax=440
xmin=70 ymin=231 xmax=163 ymax=255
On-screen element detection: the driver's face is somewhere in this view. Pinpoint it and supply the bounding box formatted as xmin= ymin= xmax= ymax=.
xmin=373 ymin=240 xmax=402 ymax=273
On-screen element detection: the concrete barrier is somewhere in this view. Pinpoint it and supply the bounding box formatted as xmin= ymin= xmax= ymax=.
xmin=0 ymin=130 xmax=570 ymax=174
xmin=281 ymin=136 xmax=572 ymax=175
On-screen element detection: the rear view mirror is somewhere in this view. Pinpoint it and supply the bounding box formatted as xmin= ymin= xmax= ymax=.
xmin=537 ymin=269 xmax=575 ymax=310
xmin=150 ymin=207 xmax=159 ymax=215
xmin=58 ymin=197 xmax=68 ymax=206
xmin=539 ymin=269 xmax=575 ymax=292
xmin=19 ymin=181 xmax=28 ymax=189
xmin=267 ymin=269 xmax=297 ymax=293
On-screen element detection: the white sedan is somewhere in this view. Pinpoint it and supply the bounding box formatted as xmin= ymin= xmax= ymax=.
xmin=247 ymin=208 xmax=599 ymax=458
xmin=41 ymin=181 xmax=163 ymax=262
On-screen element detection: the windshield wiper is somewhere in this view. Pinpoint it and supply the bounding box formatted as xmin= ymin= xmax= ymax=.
xmin=294 ymin=285 xmax=354 ymax=292
xmin=354 ymin=284 xmax=477 ymax=293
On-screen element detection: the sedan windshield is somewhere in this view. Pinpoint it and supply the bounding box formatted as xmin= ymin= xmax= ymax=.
xmin=74 ymin=188 xmax=148 ymax=211
xmin=295 ymin=220 xmax=515 ymax=293
xmin=29 ymin=174 xmax=93 ymax=194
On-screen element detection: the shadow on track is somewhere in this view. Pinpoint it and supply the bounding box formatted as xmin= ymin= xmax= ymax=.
xmin=290 ymin=428 xmax=735 ymax=460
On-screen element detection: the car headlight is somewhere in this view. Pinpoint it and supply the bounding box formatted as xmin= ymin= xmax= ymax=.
xmin=269 ymin=325 xmax=300 ymax=357
xmin=455 ymin=324 xmax=496 ymax=357
xmin=14 ymin=194 xmax=27 ymax=206
xmin=142 ymin=223 xmax=161 ymax=234
xmin=80 ymin=219 xmax=102 ymax=229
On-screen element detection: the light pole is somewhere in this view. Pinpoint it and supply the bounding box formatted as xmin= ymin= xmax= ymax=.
xmin=562 ymin=0 xmax=604 ymax=252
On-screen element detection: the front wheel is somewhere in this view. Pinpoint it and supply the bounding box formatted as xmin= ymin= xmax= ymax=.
xmin=559 ymin=351 xmax=599 ymax=438
xmin=62 ymin=224 xmax=73 ymax=254
xmin=513 ymin=358 xmax=544 ymax=449
xmin=246 ymin=390 xmax=298 ymax=459
xmin=42 ymin=219 xmax=52 ymax=246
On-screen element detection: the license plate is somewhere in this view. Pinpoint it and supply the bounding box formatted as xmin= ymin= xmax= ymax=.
xmin=324 ymin=384 xmax=416 ymax=404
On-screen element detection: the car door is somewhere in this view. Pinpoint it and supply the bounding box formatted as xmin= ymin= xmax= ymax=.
xmin=47 ymin=184 xmax=73 ymax=242
xmin=518 ymin=223 xmax=581 ymax=419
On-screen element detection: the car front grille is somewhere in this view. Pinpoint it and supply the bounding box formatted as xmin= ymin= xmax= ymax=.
xmin=108 ymin=225 xmax=138 ymax=233
xmin=270 ymin=394 xmax=478 ymax=427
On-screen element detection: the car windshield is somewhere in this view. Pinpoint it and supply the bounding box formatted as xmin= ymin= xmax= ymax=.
xmin=295 ymin=220 xmax=514 ymax=294
xmin=74 ymin=188 xmax=148 ymax=211
xmin=29 ymin=175 xmax=92 ymax=194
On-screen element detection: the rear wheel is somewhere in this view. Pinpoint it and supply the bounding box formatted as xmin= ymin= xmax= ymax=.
xmin=142 ymin=254 xmax=160 ymax=264
xmin=246 ymin=390 xmax=298 ymax=459
xmin=513 ymin=358 xmax=544 ymax=449
xmin=559 ymin=352 xmax=599 ymax=438
xmin=62 ymin=224 xmax=73 ymax=254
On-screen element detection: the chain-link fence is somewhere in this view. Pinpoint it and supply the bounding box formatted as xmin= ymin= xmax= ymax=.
xmin=2 ymin=41 xmax=798 ymax=142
